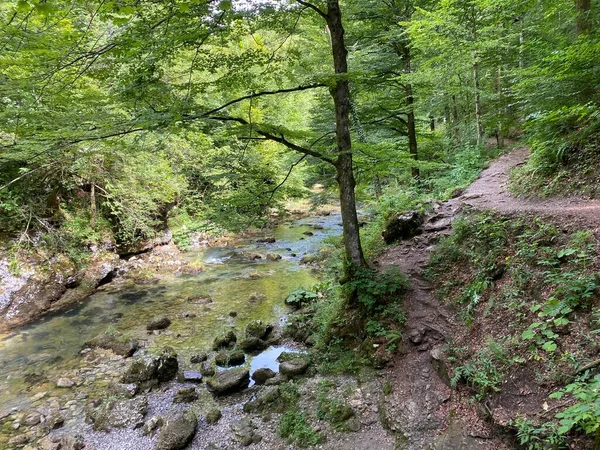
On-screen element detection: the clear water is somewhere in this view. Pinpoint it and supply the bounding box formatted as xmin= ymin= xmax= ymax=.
xmin=0 ymin=214 xmax=341 ymax=412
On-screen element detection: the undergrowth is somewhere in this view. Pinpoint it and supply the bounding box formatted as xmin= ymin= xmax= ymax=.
xmin=427 ymin=210 xmax=600 ymax=447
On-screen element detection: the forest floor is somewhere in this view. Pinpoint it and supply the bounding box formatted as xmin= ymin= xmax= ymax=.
xmin=376 ymin=146 xmax=600 ymax=449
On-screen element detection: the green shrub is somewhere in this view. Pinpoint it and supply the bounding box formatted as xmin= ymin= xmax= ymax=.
xmin=278 ymin=410 xmax=322 ymax=447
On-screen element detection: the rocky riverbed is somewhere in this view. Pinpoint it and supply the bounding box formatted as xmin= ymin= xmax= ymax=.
xmin=1 ymin=211 xmax=395 ymax=449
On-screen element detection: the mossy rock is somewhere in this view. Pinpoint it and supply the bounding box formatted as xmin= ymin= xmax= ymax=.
xmin=215 ymin=349 xmax=245 ymax=367
xmin=245 ymin=320 xmax=273 ymax=340
xmin=212 ymin=331 xmax=237 ymax=350
xmin=85 ymin=331 xmax=139 ymax=357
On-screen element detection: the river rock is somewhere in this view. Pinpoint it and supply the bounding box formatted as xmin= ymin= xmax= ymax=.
xmin=146 ymin=317 xmax=171 ymax=331
xmin=182 ymin=370 xmax=202 ymax=383
xmin=23 ymin=412 xmax=41 ymax=426
xmin=92 ymin=396 xmax=148 ymax=430
xmin=154 ymin=410 xmax=197 ymax=450
xmin=266 ymin=253 xmax=282 ymax=261
xmin=382 ymin=211 xmax=424 ymax=244
xmin=264 ymin=374 xmax=286 ymax=386
xmin=8 ymin=433 xmax=32 ymax=446
xmin=40 ymin=409 xmax=64 ymax=432
xmin=173 ymin=388 xmax=198 ymax=404
xmin=243 ymin=387 xmax=283 ymax=413
xmin=110 ymin=382 xmax=139 ymax=398
xmin=190 ymin=353 xmax=207 ymax=364
xmin=231 ymin=418 xmax=262 ymax=446
xmin=59 ymin=433 xmax=85 ymax=450
xmin=199 ymin=362 xmax=215 ymax=377
xmin=121 ymin=347 xmax=178 ymax=385
xmin=206 ymin=368 xmax=250 ymax=395
xmin=212 ymin=330 xmax=237 ymax=350
xmin=245 ymin=320 xmax=273 ymax=340
xmin=85 ymin=331 xmax=139 ymax=357
xmin=38 ymin=436 xmax=61 ymax=450
xmin=187 ymin=294 xmax=212 ymax=305
xmin=56 ymin=378 xmax=74 ymax=388
xmin=205 ymin=408 xmax=222 ymax=425
xmin=215 ymin=349 xmax=245 ymax=367
xmin=142 ymin=415 xmax=163 ymax=436
xmin=239 ymin=337 xmax=267 ymax=353
xmin=251 ymin=368 xmax=276 ymax=385
xmin=279 ymin=359 xmax=309 ymax=378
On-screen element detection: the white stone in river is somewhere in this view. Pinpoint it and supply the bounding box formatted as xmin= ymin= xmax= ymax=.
xmin=56 ymin=378 xmax=74 ymax=388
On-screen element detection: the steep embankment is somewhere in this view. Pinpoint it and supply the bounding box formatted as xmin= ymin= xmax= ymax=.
xmin=377 ymin=147 xmax=600 ymax=449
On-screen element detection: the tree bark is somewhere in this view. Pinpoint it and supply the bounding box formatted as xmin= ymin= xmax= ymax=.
xmin=326 ymin=0 xmax=367 ymax=269
xmin=576 ymin=0 xmax=592 ymax=36
xmin=90 ymin=183 xmax=96 ymax=227
xmin=473 ymin=49 xmax=484 ymax=146
xmin=495 ymin=66 xmax=504 ymax=148
xmin=452 ymin=94 xmax=460 ymax=143
xmin=406 ymin=81 xmax=420 ymax=178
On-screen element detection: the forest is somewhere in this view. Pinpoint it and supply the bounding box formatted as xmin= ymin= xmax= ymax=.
xmin=0 ymin=0 xmax=599 ymax=449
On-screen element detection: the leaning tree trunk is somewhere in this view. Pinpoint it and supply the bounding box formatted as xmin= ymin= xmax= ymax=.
xmin=326 ymin=0 xmax=367 ymax=271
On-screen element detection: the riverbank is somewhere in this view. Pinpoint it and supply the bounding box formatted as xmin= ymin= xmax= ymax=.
xmin=0 ymin=209 xmax=345 ymax=449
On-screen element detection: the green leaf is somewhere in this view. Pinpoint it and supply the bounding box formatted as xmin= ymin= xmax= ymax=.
xmin=521 ymin=329 xmax=535 ymax=340
xmin=542 ymin=341 xmax=557 ymax=352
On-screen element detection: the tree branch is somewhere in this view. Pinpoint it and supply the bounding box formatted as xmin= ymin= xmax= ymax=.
xmin=191 ymin=83 xmax=326 ymax=118
xmin=207 ymin=115 xmax=336 ymax=166
xmin=267 ymin=154 xmax=307 ymax=203
xmin=295 ymin=0 xmax=328 ymax=19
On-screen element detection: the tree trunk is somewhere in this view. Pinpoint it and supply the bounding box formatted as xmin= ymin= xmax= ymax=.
xmin=576 ymin=0 xmax=592 ymax=36
xmin=373 ymin=174 xmax=382 ymax=199
xmin=495 ymin=66 xmax=504 ymax=148
xmin=473 ymin=49 xmax=484 ymax=146
xmin=90 ymin=183 xmax=96 ymax=227
xmin=326 ymin=0 xmax=367 ymax=270
xmin=452 ymin=94 xmax=460 ymax=143
xmin=401 ymin=42 xmax=419 ymax=179
xmin=406 ymin=85 xmax=419 ymax=179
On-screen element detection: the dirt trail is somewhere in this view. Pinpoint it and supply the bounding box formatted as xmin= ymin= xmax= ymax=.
xmin=376 ymin=147 xmax=600 ymax=449
xmin=463 ymin=147 xmax=600 ymax=230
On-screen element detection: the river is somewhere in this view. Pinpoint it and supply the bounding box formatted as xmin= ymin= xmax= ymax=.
xmin=0 ymin=212 xmax=342 ymax=418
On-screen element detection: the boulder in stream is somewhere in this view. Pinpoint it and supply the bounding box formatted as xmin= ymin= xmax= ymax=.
xmin=206 ymin=368 xmax=250 ymax=395
xmin=245 ymin=320 xmax=273 ymax=340
xmin=279 ymin=359 xmax=310 ymax=378
xmin=239 ymin=337 xmax=267 ymax=353
xmin=215 ymin=349 xmax=245 ymax=367
xmin=251 ymin=368 xmax=276 ymax=385
xmin=212 ymin=330 xmax=237 ymax=350
xmin=85 ymin=331 xmax=139 ymax=357
xmin=121 ymin=347 xmax=178 ymax=385
xmin=154 ymin=409 xmax=197 ymax=450
xmin=146 ymin=317 xmax=171 ymax=331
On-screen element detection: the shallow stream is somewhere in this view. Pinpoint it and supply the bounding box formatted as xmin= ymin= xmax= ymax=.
xmin=0 ymin=214 xmax=341 ymax=414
